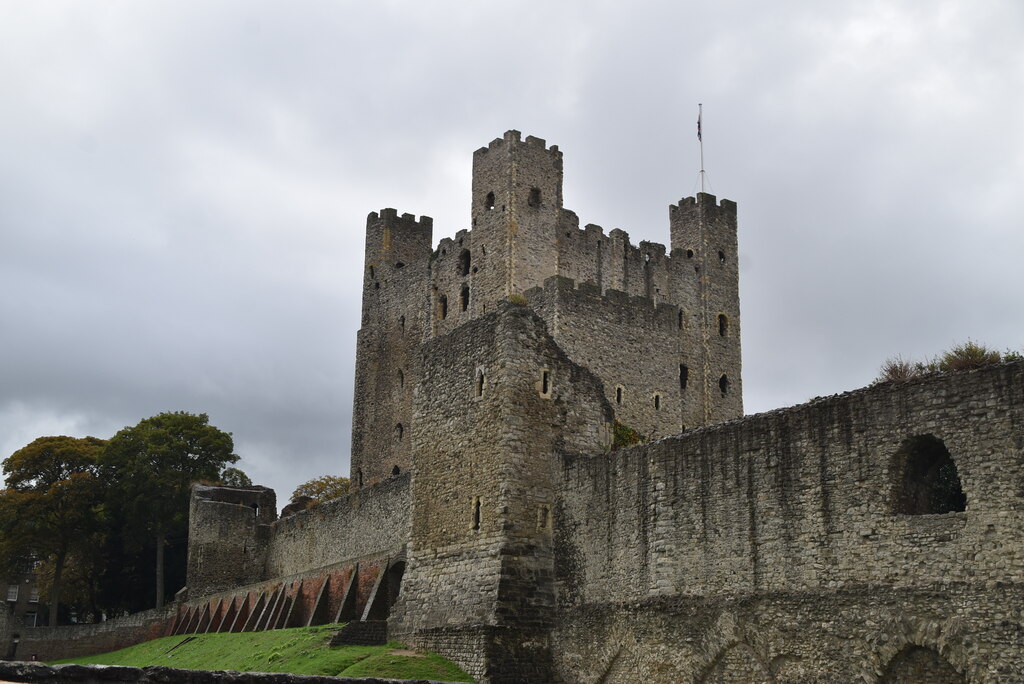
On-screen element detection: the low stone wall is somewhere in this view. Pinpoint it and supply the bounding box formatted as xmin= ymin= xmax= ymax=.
xmin=11 ymin=606 xmax=175 ymax=663
xmin=0 ymin=661 xmax=453 ymax=684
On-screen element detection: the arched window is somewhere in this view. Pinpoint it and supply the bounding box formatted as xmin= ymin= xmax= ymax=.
xmin=718 ymin=314 xmax=729 ymax=337
xmin=392 ymin=465 xmax=400 ymax=476
xmin=437 ymin=294 xmax=448 ymax=320
xmin=679 ymin=364 xmax=689 ymax=390
xmin=528 ymin=187 xmax=542 ymax=207
xmin=395 ymin=423 xmax=404 ymax=441
xmin=653 ymin=394 xmax=661 ymax=410
xmin=891 ymin=435 xmax=966 ymax=514
xmin=459 ymin=249 xmax=471 ymax=276
xmin=719 ymin=375 xmax=729 ymax=396
xmin=484 ymin=191 xmax=495 ymax=210
xmin=460 ymin=284 xmax=470 ymax=312
xmin=615 ymin=386 xmax=623 ymax=404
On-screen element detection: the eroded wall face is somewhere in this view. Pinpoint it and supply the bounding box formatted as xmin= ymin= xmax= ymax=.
xmin=553 ymin=362 xmax=1024 ymax=680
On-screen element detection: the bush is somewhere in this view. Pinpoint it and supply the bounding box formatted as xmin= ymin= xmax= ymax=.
xmin=612 ymin=421 xmax=645 ymax=450
xmin=508 ymin=293 xmax=528 ymax=306
xmin=876 ymin=341 xmax=1017 ymax=384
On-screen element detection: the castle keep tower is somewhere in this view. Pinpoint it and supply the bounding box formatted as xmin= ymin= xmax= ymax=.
xmin=350 ymin=131 xmax=742 ymax=489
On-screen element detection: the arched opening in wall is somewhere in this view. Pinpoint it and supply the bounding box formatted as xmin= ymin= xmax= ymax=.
xmin=880 ymin=645 xmax=965 ymax=683
xmin=395 ymin=261 xmax=405 ymax=269
xmin=392 ymin=465 xmax=400 ymax=476
xmin=437 ymin=294 xmax=448 ymax=320
xmin=395 ymin=423 xmax=404 ymax=442
xmin=679 ymin=364 xmax=689 ymax=390
xmin=719 ymin=375 xmax=730 ymax=396
xmin=686 ymin=249 xmax=694 ymax=259
xmin=718 ymin=314 xmax=729 ymax=337
xmin=718 ymin=250 xmax=726 ymax=263
xmin=653 ymin=394 xmax=661 ymax=410
xmin=615 ymin=386 xmax=623 ymax=405
xmin=484 ymin=191 xmax=495 ymax=210
xmin=890 ymin=435 xmax=966 ymax=515
xmin=459 ymin=249 xmax=471 ymax=276
xmin=528 ymin=187 xmax=542 ymax=207
xmin=460 ymin=284 xmax=470 ymax=312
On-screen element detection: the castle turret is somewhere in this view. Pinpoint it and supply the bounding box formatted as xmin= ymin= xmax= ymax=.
xmin=669 ymin=193 xmax=742 ymax=424
xmin=350 ymin=209 xmax=432 ymax=489
xmin=469 ymin=131 xmax=563 ymax=302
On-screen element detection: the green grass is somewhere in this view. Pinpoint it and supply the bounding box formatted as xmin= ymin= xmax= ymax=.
xmin=52 ymin=624 xmax=473 ymax=682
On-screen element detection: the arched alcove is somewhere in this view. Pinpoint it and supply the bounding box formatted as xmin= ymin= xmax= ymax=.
xmin=881 ymin=645 xmax=964 ymax=683
xmin=890 ymin=435 xmax=966 ymax=515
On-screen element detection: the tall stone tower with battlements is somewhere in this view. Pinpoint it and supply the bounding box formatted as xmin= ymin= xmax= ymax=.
xmin=350 ymin=130 xmax=742 ymax=490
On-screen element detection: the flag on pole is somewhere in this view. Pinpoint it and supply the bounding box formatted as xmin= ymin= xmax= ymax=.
xmin=697 ymin=105 xmax=702 ymax=141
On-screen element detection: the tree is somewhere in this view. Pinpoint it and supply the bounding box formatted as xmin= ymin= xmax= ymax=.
xmin=219 ymin=467 xmax=252 ymax=487
xmin=101 ymin=412 xmax=237 ymax=609
xmin=291 ymin=475 xmax=350 ymax=503
xmin=0 ymin=436 xmax=106 ymax=625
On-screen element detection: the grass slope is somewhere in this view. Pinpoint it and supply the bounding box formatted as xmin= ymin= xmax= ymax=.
xmin=53 ymin=624 xmax=473 ymax=682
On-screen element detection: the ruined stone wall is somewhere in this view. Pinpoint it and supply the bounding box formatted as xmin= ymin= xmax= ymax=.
xmin=264 ymin=474 xmax=410 ymax=579
xmin=553 ymin=361 xmax=1024 ymax=681
xmin=186 ymin=485 xmax=277 ymax=598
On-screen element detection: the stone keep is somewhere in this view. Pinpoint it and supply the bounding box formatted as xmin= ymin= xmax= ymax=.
xmin=350 ymin=130 xmax=743 ymax=490
xmin=16 ymin=131 xmax=1022 ymax=684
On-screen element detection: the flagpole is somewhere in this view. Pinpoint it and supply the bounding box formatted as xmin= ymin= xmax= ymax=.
xmin=697 ymin=103 xmax=705 ymax=194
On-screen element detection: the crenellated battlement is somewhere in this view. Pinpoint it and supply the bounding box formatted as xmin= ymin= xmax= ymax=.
xmin=475 ymin=129 xmax=561 ymax=157
xmin=670 ymin=192 xmax=737 ymax=214
xmin=369 ymin=208 xmax=434 ymax=231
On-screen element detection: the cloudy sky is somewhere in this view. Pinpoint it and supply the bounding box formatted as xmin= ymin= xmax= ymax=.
xmin=2 ymin=1 xmax=1022 ymax=503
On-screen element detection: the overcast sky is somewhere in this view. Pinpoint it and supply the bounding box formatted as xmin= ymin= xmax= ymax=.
xmin=2 ymin=1 xmax=1022 ymax=504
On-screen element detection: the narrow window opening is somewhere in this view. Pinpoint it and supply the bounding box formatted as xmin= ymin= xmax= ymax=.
xmin=396 ymin=423 xmax=404 ymax=441
xmin=369 ymin=265 xmax=375 ymax=278
xmin=653 ymin=394 xmax=661 ymax=410
xmin=438 ymin=294 xmax=448 ymax=320
xmin=719 ymin=375 xmax=730 ymax=396
xmin=679 ymin=364 xmax=689 ymax=390
xmin=538 ymin=505 xmax=551 ymax=531
xmin=615 ymin=386 xmax=623 ymax=404
xmin=485 ymin=192 xmax=495 ymax=210
xmin=476 ymin=372 xmax=485 ymax=397
xmin=392 ymin=465 xmax=400 ymax=476
xmin=357 ymin=469 xmax=363 ymax=488
xmin=891 ymin=435 xmax=966 ymax=515
xmin=398 ymin=369 xmax=404 ymax=388
xmin=718 ymin=314 xmax=728 ymax=337
xmin=461 ymin=284 xmax=470 ymax=312
xmin=542 ymin=370 xmax=550 ymax=395
xmin=678 ymin=311 xmax=684 ymax=329
xmin=528 ymin=187 xmax=542 ymax=207
xmin=399 ymin=315 xmax=406 ymax=330
xmin=644 ymin=252 xmax=651 ymax=263
xmin=718 ymin=250 xmax=726 ymax=263
xmin=374 ymin=282 xmax=380 ymax=290
xmin=686 ymin=249 xmax=694 ymax=259
xmin=459 ymin=249 xmax=471 ymax=276
xmin=472 ymin=497 xmax=482 ymax=531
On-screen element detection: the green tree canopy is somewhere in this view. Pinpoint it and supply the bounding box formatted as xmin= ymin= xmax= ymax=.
xmin=291 ymin=475 xmax=350 ymax=503
xmin=0 ymin=435 xmax=107 ymax=625
xmin=101 ymin=411 xmax=237 ymax=608
xmin=219 ymin=466 xmax=253 ymax=488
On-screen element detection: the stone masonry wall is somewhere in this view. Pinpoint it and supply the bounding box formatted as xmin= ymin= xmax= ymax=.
xmin=265 ymin=474 xmax=410 ymax=579
xmin=553 ymin=361 xmax=1024 ymax=681
xmin=13 ymin=606 xmax=175 ymax=663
